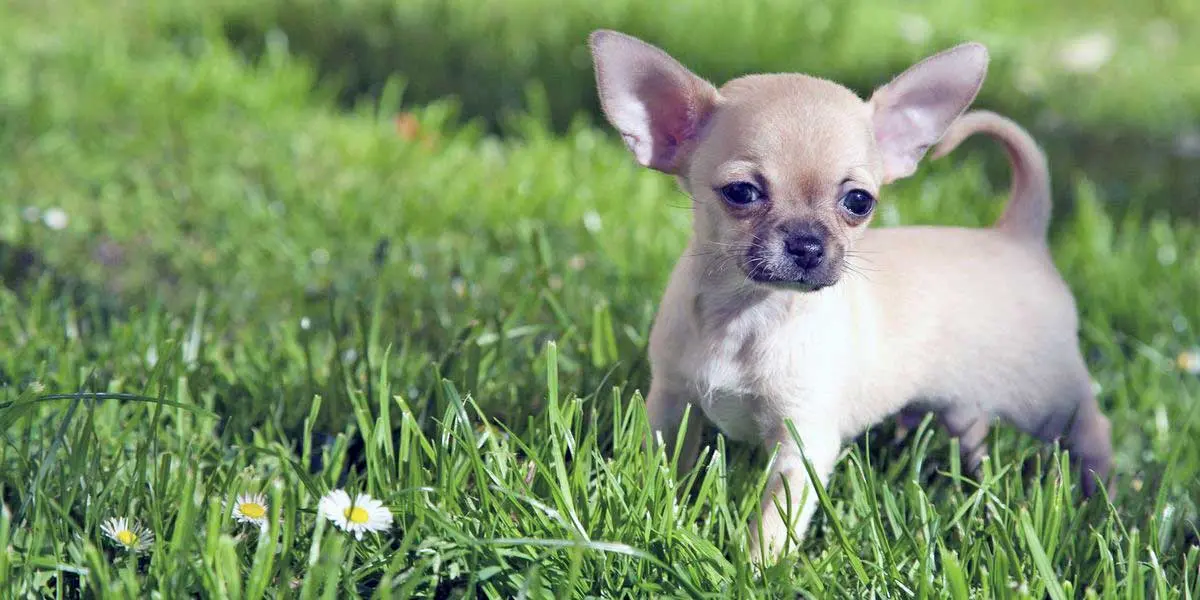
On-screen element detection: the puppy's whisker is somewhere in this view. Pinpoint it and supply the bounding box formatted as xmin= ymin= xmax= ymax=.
xmin=843 ymin=252 xmax=880 ymax=271
xmin=844 ymin=260 xmax=879 ymax=274
xmin=705 ymin=240 xmax=756 ymax=251
xmin=840 ymin=258 xmax=874 ymax=283
xmin=842 ymin=266 xmax=870 ymax=283
xmin=844 ymin=250 xmax=883 ymax=260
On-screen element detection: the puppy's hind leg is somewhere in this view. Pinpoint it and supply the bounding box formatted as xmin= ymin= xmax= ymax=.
xmin=1062 ymin=386 xmax=1114 ymax=499
xmin=893 ymin=405 xmax=929 ymax=440
xmin=942 ymin=407 xmax=992 ymax=475
xmin=1023 ymin=377 xmax=1114 ymax=499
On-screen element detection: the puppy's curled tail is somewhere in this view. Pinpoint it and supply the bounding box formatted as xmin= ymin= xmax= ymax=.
xmin=932 ymin=110 xmax=1051 ymax=242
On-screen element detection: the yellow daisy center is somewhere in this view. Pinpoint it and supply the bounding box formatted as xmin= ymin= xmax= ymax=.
xmin=344 ymin=506 xmax=370 ymax=524
xmin=239 ymin=502 xmax=267 ymax=519
xmin=116 ymin=530 xmax=138 ymax=546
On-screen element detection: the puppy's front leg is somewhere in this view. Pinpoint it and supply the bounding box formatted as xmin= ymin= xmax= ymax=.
xmin=750 ymin=421 xmax=842 ymax=561
xmin=645 ymin=382 xmax=706 ymax=476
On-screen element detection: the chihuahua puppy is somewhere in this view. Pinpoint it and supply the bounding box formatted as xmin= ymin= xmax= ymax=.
xmin=588 ymin=30 xmax=1114 ymax=561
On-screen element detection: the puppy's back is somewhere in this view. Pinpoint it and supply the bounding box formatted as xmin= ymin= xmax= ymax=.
xmin=855 ymin=226 xmax=1082 ymax=419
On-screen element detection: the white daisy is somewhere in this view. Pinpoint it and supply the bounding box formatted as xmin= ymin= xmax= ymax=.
xmin=100 ymin=517 xmax=153 ymax=553
xmin=317 ymin=489 xmax=392 ymax=540
xmin=231 ymin=493 xmax=270 ymax=532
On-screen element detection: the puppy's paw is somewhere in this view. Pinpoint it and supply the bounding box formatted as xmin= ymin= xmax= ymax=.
xmin=747 ymin=507 xmax=797 ymax=565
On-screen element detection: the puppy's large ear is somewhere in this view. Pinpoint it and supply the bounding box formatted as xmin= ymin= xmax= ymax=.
xmin=589 ymin=30 xmax=718 ymax=174
xmin=869 ymin=43 xmax=989 ymax=183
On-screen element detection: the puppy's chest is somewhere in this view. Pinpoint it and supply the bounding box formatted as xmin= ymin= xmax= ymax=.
xmin=686 ymin=318 xmax=840 ymax=442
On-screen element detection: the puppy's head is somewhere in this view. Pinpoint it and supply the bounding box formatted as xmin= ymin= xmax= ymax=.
xmin=589 ymin=31 xmax=988 ymax=291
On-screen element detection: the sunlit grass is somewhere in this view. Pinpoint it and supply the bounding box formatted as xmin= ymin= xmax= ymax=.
xmin=0 ymin=0 xmax=1198 ymax=597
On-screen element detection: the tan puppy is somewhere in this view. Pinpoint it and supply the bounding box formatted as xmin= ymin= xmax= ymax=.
xmin=587 ymin=30 xmax=1114 ymax=561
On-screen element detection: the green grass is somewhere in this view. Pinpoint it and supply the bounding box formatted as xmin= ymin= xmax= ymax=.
xmin=1 ymin=0 xmax=1199 ymax=597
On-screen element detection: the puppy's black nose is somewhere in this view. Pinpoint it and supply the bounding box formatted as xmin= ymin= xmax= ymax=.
xmin=784 ymin=234 xmax=824 ymax=269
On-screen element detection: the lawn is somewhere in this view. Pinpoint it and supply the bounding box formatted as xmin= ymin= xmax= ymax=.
xmin=1 ymin=0 xmax=1198 ymax=597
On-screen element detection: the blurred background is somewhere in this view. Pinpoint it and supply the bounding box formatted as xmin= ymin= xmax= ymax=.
xmin=221 ymin=0 xmax=1200 ymax=213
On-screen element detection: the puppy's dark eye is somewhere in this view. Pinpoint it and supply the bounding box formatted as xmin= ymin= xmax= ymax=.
xmin=840 ymin=189 xmax=875 ymax=218
xmin=720 ymin=182 xmax=763 ymax=206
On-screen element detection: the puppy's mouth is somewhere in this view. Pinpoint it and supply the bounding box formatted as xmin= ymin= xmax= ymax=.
xmin=742 ymin=237 xmax=843 ymax=291
xmin=747 ymin=268 xmax=837 ymax=291
xmin=745 ymin=265 xmax=840 ymax=291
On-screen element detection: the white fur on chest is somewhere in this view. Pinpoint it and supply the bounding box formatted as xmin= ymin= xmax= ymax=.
xmin=684 ymin=295 xmax=854 ymax=443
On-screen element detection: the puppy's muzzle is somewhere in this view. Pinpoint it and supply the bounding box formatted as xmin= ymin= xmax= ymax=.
xmin=745 ymin=220 xmax=841 ymax=290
